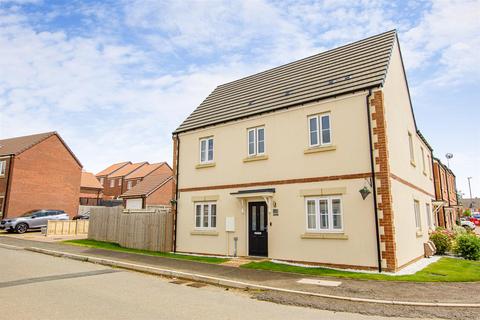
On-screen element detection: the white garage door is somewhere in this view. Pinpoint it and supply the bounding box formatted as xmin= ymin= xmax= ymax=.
xmin=125 ymin=198 xmax=143 ymax=209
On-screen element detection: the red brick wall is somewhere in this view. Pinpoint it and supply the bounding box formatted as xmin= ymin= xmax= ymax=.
xmin=145 ymin=179 xmax=174 ymax=206
xmin=103 ymin=177 xmax=123 ymax=198
xmin=6 ymin=135 xmax=82 ymax=218
xmin=0 ymin=157 xmax=12 ymax=196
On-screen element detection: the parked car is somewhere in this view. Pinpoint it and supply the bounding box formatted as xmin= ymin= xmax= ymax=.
xmin=461 ymin=220 xmax=476 ymax=231
xmin=0 ymin=209 xmax=69 ymax=234
xmin=469 ymin=213 xmax=480 ymax=226
xmin=72 ymin=211 xmax=90 ymax=220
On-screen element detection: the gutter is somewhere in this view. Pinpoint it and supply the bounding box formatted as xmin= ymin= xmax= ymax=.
xmin=365 ymin=89 xmax=383 ymax=273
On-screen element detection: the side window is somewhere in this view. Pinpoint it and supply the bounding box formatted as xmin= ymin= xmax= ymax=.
xmin=425 ymin=203 xmax=432 ymax=229
xmin=0 ymin=160 xmax=6 ymax=176
xmin=110 ymin=179 xmax=114 ymax=187
xmin=127 ymin=181 xmax=132 ymax=190
xmin=194 ymin=202 xmax=217 ymax=229
xmin=99 ymin=177 xmax=104 ymax=185
xmin=118 ymin=179 xmax=121 ymax=186
xmin=308 ymin=113 xmax=331 ymax=147
xmin=414 ymin=200 xmax=421 ymax=231
xmin=408 ymin=132 xmax=415 ymax=165
xmin=305 ymin=196 xmax=342 ymax=232
xmin=421 ymin=147 xmax=426 ymax=174
xmin=199 ymin=137 xmax=214 ymax=164
xmin=247 ymin=126 xmax=265 ymax=157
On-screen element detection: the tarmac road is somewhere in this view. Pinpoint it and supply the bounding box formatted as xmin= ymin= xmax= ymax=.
xmin=0 ymin=247 xmax=423 ymax=320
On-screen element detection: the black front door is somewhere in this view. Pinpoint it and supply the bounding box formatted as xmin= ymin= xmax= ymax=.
xmin=248 ymin=202 xmax=268 ymax=256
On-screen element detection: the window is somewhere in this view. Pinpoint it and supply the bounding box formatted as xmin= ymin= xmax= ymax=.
xmin=247 ymin=126 xmax=265 ymax=156
xmin=110 ymin=179 xmax=114 ymax=187
xmin=414 ymin=200 xmax=421 ymax=230
xmin=194 ymin=202 xmax=217 ymax=229
xmin=305 ymin=196 xmax=342 ymax=232
xmin=308 ymin=113 xmax=331 ymax=147
xmin=426 ymin=203 xmax=432 ymax=229
xmin=421 ymin=147 xmax=426 ymax=174
xmin=427 ymin=155 xmax=432 ymax=178
xmin=408 ymin=132 xmax=415 ymax=164
xmin=199 ymin=137 xmax=214 ymax=163
xmin=100 ymin=177 xmax=104 ymax=185
xmin=127 ymin=180 xmax=132 ymax=190
xmin=0 ymin=160 xmax=6 ymax=176
xmin=118 ymin=179 xmax=121 ymax=186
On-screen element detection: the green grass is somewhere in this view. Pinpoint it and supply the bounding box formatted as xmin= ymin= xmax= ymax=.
xmin=241 ymin=258 xmax=480 ymax=282
xmin=63 ymin=239 xmax=229 ymax=264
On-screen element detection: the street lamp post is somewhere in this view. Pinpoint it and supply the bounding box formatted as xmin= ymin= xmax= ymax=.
xmin=467 ymin=177 xmax=473 ymax=208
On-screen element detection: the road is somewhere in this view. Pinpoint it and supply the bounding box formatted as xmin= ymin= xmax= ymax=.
xmin=0 ymin=247 xmax=426 ymax=320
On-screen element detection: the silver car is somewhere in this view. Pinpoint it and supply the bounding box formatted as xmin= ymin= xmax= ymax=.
xmin=0 ymin=209 xmax=69 ymax=234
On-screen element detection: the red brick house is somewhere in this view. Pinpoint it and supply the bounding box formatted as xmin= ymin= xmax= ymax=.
xmin=120 ymin=172 xmax=174 ymax=209
xmin=80 ymin=171 xmax=103 ymax=206
xmin=0 ymin=132 xmax=82 ymax=218
xmin=95 ymin=161 xmax=130 ymax=191
xmin=433 ymin=158 xmax=460 ymax=229
xmin=123 ymin=162 xmax=172 ymax=192
xmin=97 ymin=162 xmax=148 ymax=199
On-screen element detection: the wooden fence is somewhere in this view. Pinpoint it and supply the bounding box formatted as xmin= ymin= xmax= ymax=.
xmin=47 ymin=220 xmax=89 ymax=236
xmin=88 ymin=206 xmax=173 ymax=252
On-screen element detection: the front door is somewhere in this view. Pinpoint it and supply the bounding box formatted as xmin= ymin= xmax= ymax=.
xmin=248 ymin=202 xmax=268 ymax=257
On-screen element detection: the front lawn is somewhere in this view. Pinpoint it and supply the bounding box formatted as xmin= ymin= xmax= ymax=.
xmin=241 ymin=258 xmax=480 ymax=282
xmin=63 ymin=239 xmax=229 ymax=264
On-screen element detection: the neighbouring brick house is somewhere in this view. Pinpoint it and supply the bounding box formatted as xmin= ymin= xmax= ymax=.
xmin=433 ymin=158 xmax=461 ymax=229
xmin=172 ymin=30 xmax=436 ymax=272
xmin=0 ymin=132 xmax=82 ymax=218
xmin=95 ymin=161 xmax=131 ymax=193
xmin=120 ymin=172 xmax=174 ymax=209
xmin=80 ymin=171 xmax=103 ymax=206
xmin=123 ymin=162 xmax=172 ymax=193
xmin=97 ymin=162 xmax=147 ymax=199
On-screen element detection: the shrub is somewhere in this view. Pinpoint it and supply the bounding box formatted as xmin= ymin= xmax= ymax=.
xmin=454 ymin=234 xmax=480 ymax=261
xmin=452 ymin=224 xmax=467 ymax=236
xmin=430 ymin=230 xmax=452 ymax=254
xmin=463 ymin=209 xmax=472 ymax=217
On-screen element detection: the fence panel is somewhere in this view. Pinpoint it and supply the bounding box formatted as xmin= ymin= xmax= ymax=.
xmin=47 ymin=220 xmax=89 ymax=236
xmin=88 ymin=207 xmax=172 ymax=252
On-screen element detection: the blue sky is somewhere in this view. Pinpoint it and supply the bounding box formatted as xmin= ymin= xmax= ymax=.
xmin=0 ymin=0 xmax=479 ymax=197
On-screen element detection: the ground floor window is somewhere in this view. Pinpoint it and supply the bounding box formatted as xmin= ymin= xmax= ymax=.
xmin=414 ymin=200 xmax=421 ymax=230
xmin=305 ymin=196 xmax=342 ymax=232
xmin=195 ymin=202 xmax=217 ymax=229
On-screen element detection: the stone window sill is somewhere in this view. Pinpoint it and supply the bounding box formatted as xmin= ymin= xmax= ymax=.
xmin=304 ymin=145 xmax=336 ymax=154
xmin=243 ymin=155 xmax=268 ymax=162
xmin=195 ymin=162 xmax=216 ymax=169
xmin=410 ymin=160 xmax=416 ymax=167
xmin=301 ymin=233 xmax=348 ymax=240
xmin=190 ymin=230 xmax=219 ymax=236
xmin=416 ymin=230 xmax=423 ymax=237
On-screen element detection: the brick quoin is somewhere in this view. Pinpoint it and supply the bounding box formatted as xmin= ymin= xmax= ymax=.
xmin=370 ymin=90 xmax=397 ymax=272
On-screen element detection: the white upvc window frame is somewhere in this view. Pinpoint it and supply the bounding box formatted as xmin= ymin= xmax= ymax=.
xmin=118 ymin=178 xmax=122 ymax=186
xmin=127 ymin=180 xmax=132 ymax=190
xmin=308 ymin=113 xmax=332 ymax=147
xmin=109 ymin=179 xmax=114 ymax=188
xmin=199 ymin=137 xmax=214 ymax=164
xmin=414 ymin=199 xmax=422 ymax=231
xmin=427 ymin=155 xmax=432 ymax=178
xmin=408 ymin=132 xmax=415 ymax=164
xmin=99 ymin=177 xmax=104 ymax=185
xmin=194 ymin=202 xmax=217 ymax=229
xmin=247 ymin=126 xmax=265 ymax=157
xmin=0 ymin=160 xmax=6 ymax=176
xmin=421 ymin=147 xmax=426 ymax=174
xmin=305 ymin=196 xmax=343 ymax=232
xmin=425 ymin=203 xmax=433 ymax=229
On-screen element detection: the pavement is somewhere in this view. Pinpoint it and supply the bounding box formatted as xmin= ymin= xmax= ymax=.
xmin=1 ymin=234 xmax=479 ymax=319
xmin=1 ymin=247 xmax=412 ymax=320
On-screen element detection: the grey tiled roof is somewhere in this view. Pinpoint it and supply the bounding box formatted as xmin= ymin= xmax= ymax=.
xmin=175 ymin=30 xmax=397 ymax=133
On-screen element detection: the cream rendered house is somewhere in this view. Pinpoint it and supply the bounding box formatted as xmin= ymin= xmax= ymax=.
xmin=172 ymin=30 xmax=435 ymax=272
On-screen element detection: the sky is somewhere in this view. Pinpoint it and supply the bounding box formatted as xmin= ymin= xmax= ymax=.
xmin=0 ymin=0 xmax=479 ymax=197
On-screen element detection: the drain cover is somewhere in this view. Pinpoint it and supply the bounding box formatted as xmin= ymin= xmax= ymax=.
xmin=297 ymin=278 xmax=342 ymax=287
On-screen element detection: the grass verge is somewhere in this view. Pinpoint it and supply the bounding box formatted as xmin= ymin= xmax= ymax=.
xmin=63 ymin=239 xmax=229 ymax=264
xmin=241 ymin=258 xmax=480 ymax=282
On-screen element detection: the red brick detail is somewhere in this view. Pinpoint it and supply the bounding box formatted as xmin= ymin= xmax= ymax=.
xmin=5 ymin=135 xmax=81 ymax=218
xmin=179 ymin=172 xmax=372 ymax=192
xmin=370 ymin=91 xmax=397 ymax=272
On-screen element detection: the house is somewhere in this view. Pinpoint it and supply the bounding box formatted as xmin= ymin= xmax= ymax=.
xmin=123 ymin=162 xmax=172 ymax=192
xmin=120 ymin=172 xmax=174 ymax=209
xmin=172 ymin=30 xmax=436 ymax=272
xmin=80 ymin=171 xmax=103 ymax=206
xmin=95 ymin=161 xmax=131 ymax=190
xmin=0 ymin=132 xmax=82 ymax=218
xmin=97 ymin=162 xmax=148 ymax=199
xmin=433 ymin=158 xmax=461 ymax=229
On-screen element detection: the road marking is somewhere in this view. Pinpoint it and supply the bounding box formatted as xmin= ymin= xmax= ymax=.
xmin=0 ymin=269 xmax=120 ymax=289
xmin=297 ymin=278 xmax=342 ymax=287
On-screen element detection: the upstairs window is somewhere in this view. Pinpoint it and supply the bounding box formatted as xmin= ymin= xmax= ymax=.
xmin=305 ymin=196 xmax=342 ymax=232
xmin=0 ymin=160 xmax=6 ymax=176
xmin=427 ymin=155 xmax=432 ymax=178
xmin=199 ymin=137 xmax=214 ymax=164
xmin=127 ymin=180 xmax=132 ymax=190
xmin=110 ymin=179 xmax=114 ymax=188
xmin=195 ymin=202 xmax=217 ymax=229
xmin=308 ymin=113 xmax=331 ymax=147
xmin=99 ymin=177 xmax=104 ymax=185
xmin=118 ymin=179 xmax=121 ymax=186
xmin=247 ymin=126 xmax=265 ymax=157
xmin=421 ymin=147 xmax=426 ymax=174
xmin=408 ymin=132 xmax=415 ymax=164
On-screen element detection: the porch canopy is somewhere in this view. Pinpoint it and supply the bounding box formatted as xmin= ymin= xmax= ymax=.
xmin=230 ymin=188 xmax=275 ymax=214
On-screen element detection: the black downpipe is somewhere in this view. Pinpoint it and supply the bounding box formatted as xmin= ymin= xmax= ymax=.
xmin=3 ymin=155 xmax=14 ymax=218
xmin=366 ymin=89 xmax=383 ymax=273
xmin=173 ymin=135 xmax=180 ymax=252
